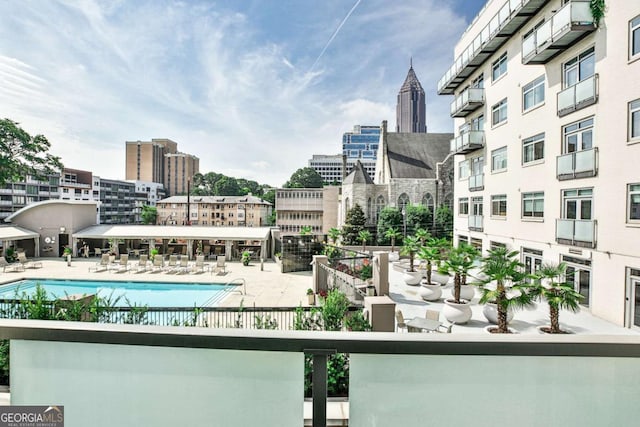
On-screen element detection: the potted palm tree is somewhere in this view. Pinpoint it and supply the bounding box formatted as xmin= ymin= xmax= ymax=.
xmin=416 ymin=238 xmax=449 ymax=301
xmin=477 ymin=247 xmax=535 ymax=333
xmin=384 ymin=228 xmax=401 ymax=261
xmin=400 ymin=235 xmax=421 ymax=285
xmin=439 ymin=244 xmax=477 ymax=323
xmin=358 ymin=230 xmax=372 ymax=253
xmin=531 ymin=262 xmax=583 ymax=334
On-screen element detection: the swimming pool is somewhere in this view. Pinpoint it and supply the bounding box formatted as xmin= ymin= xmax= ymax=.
xmin=0 ymin=279 xmax=229 ymax=308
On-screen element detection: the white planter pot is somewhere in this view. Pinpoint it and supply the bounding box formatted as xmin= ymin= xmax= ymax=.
xmin=403 ymin=270 xmax=422 ymax=286
xmin=388 ymin=251 xmax=400 ymax=262
xmin=418 ymin=282 xmax=442 ymax=301
xmin=431 ymin=271 xmax=450 ymax=285
xmin=482 ymin=303 xmax=514 ymax=325
xmin=443 ymin=299 xmax=472 ymax=324
xmin=451 ymin=285 xmax=475 ymax=301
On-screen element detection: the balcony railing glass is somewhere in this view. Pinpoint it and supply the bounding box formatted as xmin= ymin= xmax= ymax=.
xmin=450 ymin=88 xmax=485 ymax=117
xmin=557 ymin=74 xmax=598 ymax=116
xmin=450 ymin=131 xmax=484 ymax=154
xmin=556 ymin=218 xmax=596 ymax=247
xmin=556 ymin=148 xmax=597 ymax=180
xmin=468 ymin=214 xmax=483 ymax=231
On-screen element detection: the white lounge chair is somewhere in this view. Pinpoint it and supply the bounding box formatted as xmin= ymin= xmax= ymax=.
xmin=110 ymin=254 xmax=130 ymax=273
xmin=17 ymin=252 xmax=42 ymax=269
xmin=175 ymin=256 xmax=190 ymax=274
xmin=163 ymin=255 xmax=179 ymax=273
xmin=150 ymin=256 xmax=164 ymax=272
xmin=0 ymin=257 xmax=24 ymax=273
xmin=192 ymin=255 xmax=209 ymax=274
xmin=133 ymin=254 xmax=150 ymax=273
xmin=89 ymin=254 xmax=110 ymax=273
xmin=213 ymin=255 xmax=226 ymax=274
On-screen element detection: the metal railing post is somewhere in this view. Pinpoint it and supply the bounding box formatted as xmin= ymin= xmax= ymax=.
xmin=306 ymin=349 xmax=335 ymax=427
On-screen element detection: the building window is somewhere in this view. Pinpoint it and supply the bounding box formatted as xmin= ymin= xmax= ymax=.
xmin=562 ymin=188 xmax=593 ymax=220
xmin=458 ymin=160 xmax=470 ymax=180
xmin=563 ymin=47 xmax=594 ymax=88
xmin=470 ymin=237 xmax=482 ymax=251
xmin=522 ymin=133 xmax=544 ymax=164
xmin=458 ymin=197 xmax=469 ymax=215
xmin=563 ymin=117 xmax=593 ymax=153
xmin=491 ymin=98 xmax=507 ymax=126
xmin=491 ymin=194 xmax=507 ymax=217
xmin=630 ymin=15 xmax=640 ymax=60
xmin=630 ymin=99 xmax=640 ymax=141
xmin=471 ymin=197 xmax=483 ymax=216
xmin=470 ymin=114 xmax=484 ymax=131
xmin=422 ymin=193 xmax=434 ymax=212
xmin=472 ymin=73 xmax=484 ymax=89
xmin=491 ymin=52 xmax=507 ymax=81
xmin=522 ymin=75 xmax=545 ymax=111
xmin=490 ymin=241 xmax=506 ymax=250
xmin=628 ymin=184 xmax=640 ymax=222
xmin=398 ymin=193 xmax=410 ymax=212
xmin=458 ymin=235 xmax=469 ymax=245
xmin=522 ymin=247 xmax=543 ymax=280
xmin=522 ymin=192 xmax=544 ymax=218
xmin=491 ymin=146 xmax=507 ymax=172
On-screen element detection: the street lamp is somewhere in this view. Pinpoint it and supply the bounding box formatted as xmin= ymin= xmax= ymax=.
xmin=402 ymin=208 xmax=406 ymax=238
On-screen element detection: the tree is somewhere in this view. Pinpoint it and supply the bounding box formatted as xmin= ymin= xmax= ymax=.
xmin=376 ymin=207 xmax=403 ymax=244
xmin=400 ymin=235 xmax=420 ymax=272
xmin=140 ymin=205 xmax=158 ymax=224
xmin=405 ymin=205 xmax=431 ymax=236
xmin=342 ymin=204 xmax=366 ymax=245
xmin=531 ymin=262 xmax=583 ymax=333
xmin=300 ymin=226 xmax=312 ymax=236
xmin=418 ymin=237 xmax=450 ymax=285
xmin=328 ymin=227 xmax=341 ymax=245
xmin=434 ymin=204 xmax=453 ymax=239
xmin=262 ymin=189 xmax=276 ymax=205
xmin=284 ymin=167 xmax=323 ymax=188
xmin=358 ymin=230 xmax=372 ymax=252
xmin=0 ymin=119 xmax=63 ymax=186
xmin=214 ymin=176 xmax=241 ymax=195
xmin=384 ymin=228 xmax=401 ymax=253
xmin=440 ymin=243 xmax=479 ymax=303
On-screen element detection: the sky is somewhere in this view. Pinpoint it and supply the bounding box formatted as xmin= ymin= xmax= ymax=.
xmin=0 ymin=0 xmax=487 ymax=187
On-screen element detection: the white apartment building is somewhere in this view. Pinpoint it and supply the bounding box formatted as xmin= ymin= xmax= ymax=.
xmin=440 ymin=0 xmax=640 ymax=327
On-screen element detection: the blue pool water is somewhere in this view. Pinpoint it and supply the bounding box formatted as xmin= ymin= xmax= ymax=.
xmin=0 ymin=279 xmax=229 ymax=308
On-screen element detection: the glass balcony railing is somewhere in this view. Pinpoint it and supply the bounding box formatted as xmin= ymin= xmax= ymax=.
xmin=556 ymin=218 xmax=596 ymax=248
xmin=522 ymin=0 xmax=596 ymax=64
xmin=556 ymin=148 xmax=598 ymax=180
xmin=437 ymin=0 xmax=546 ymax=94
xmin=557 ymin=74 xmax=598 ymax=117
xmin=450 ymin=131 xmax=484 ymax=154
xmin=450 ymin=88 xmax=484 ymax=117
xmin=468 ymin=214 xmax=484 ymax=231
xmin=469 ymin=174 xmax=484 ymax=191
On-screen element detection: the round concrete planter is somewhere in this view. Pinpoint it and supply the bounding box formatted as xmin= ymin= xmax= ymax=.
xmin=388 ymin=251 xmax=400 ymax=262
xmin=431 ymin=271 xmax=450 ymax=285
xmin=482 ymin=303 xmax=514 ymax=325
xmin=443 ymin=299 xmax=472 ymax=324
xmin=403 ymin=270 xmax=422 ymax=286
xmin=418 ymin=281 xmax=442 ymax=301
xmin=450 ymin=285 xmax=475 ymax=301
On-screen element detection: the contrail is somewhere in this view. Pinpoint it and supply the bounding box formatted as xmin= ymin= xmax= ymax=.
xmin=309 ymin=0 xmax=362 ymax=73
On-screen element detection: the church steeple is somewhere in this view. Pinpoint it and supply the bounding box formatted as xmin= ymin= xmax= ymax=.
xmin=396 ymin=60 xmax=426 ymax=133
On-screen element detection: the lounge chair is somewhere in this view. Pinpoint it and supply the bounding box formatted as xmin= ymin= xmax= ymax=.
xmin=110 ymin=254 xmax=130 ymax=273
xmin=150 ymin=256 xmax=164 ymax=272
xmin=175 ymin=256 xmax=190 ymax=274
xmin=192 ymin=255 xmax=209 ymax=274
xmin=213 ymin=255 xmax=226 ymax=274
xmin=17 ymin=252 xmax=42 ymax=269
xmin=163 ymin=255 xmax=178 ymax=273
xmin=133 ymin=254 xmax=150 ymax=273
xmin=89 ymin=254 xmax=110 ymax=273
xmin=0 ymin=257 xmax=25 ymax=273
xmin=203 ymin=245 xmax=211 ymax=260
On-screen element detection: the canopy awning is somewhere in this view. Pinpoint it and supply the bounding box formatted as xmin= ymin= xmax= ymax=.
xmin=73 ymin=225 xmax=272 ymax=241
xmin=0 ymin=225 xmax=40 ymax=241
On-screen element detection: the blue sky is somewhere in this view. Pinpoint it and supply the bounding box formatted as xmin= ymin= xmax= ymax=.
xmin=0 ymin=0 xmax=486 ymax=187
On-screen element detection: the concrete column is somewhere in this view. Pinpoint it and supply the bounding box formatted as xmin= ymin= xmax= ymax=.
xmin=225 ymin=241 xmax=233 ymax=261
xmin=187 ymin=240 xmax=193 ymax=260
xmin=372 ymin=251 xmax=389 ymax=296
xmin=34 ymin=237 xmax=40 ymax=257
xmin=311 ymin=255 xmax=328 ymax=294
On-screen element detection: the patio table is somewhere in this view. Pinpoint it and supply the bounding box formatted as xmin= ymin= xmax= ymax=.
xmin=406 ymin=318 xmax=442 ymax=333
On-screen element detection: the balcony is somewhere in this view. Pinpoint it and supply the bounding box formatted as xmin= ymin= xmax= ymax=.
xmin=450 ymin=88 xmax=485 ymax=117
xmin=556 ymin=218 xmax=597 ymax=248
xmin=522 ymin=0 xmax=596 ymax=64
xmin=556 ymin=148 xmax=598 ymax=180
xmin=469 ymin=174 xmax=484 ymax=191
xmin=469 ymin=214 xmax=484 ymax=231
xmin=450 ymin=131 xmax=485 ymax=154
xmin=557 ymin=74 xmax=598 ymax=117
xmin=437 ymin=0 xmax=546 ymax=94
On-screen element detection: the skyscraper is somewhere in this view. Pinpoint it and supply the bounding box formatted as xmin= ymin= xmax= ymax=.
xmin=396 ymin=61 xmax=426 ymax=133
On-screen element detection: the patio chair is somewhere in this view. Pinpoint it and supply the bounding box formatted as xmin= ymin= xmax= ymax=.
xmin=203 ymin=245 xmax=211 ymax=259
xmin=133 ymin=254 xmax=150 ymax=273
xmin=395 ymin=310 xmax=410 ymax=333
xmin=17 ymin=252 xmax=42 ymax=269
xmin=425 ymin=309 xmax=440 ymax=321
xmin=150 ymin=256 xmax=164 ymax=272
xmin=192 ymin=255 xmax=209 ymax=274
xmin=110 ymin=254 xmax=130 ymax=273
xmin=89 ymin=254 xmax=110 ymax=273
xmin=175 ymin=256 xmax=190 ymax=274
xmin=0 ymin=257 xmax=25 ymax=273
xmin=437 ymin=324 xmax=454 ymax=334
xmin=163 ymin=255 xmax=179 ymax=273
xmin=94 ymin=248 xmax=102 ymax=257
xmin=213 ymin=255 xmax=226 ymax=274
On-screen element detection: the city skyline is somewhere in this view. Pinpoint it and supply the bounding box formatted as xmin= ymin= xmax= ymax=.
xmin=1 ymin=0 xmax=486 ymax=187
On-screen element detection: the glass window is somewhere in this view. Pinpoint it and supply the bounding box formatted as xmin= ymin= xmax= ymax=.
xmin=491 ymin=147 xmax=507 ymax=172
xmin=628 ymin=184 xmax=640 ymax=222
xmin=522 ymin=133 xmax=544 ymax=164
xmin=398 ymin=193 xmax=410 ymax=212
xmin=472 ymin=73 xmax=484 ymax=89
xmin=630 ymin=99 xmax=640 ymax=141
xmin=492 ymin=98 xmax=507 ymax=126
xmin=491 ymin=194 xmax=507 ymax=217
xmin=458 ymin=160 xmax=470 ymax=180
xmin=522 ymin=75 xmax=545 ymax=111
xmin=563 ymin=47 xmax=594 ymax=88
xmin=522 ymin=192 xmax=544 ymax=218
xmin=563 ymin=117 xmax=593 ymax=153
xmin=458 ymin=197 xmax=469 ymax=215
xmin=471 ymin=114 xmax=484 ymax=131
xmin=471 ymin=156 xmax=484 ymax=176
xmin=492 ymin=52 xmax=507 ymax=81
xmin=631 ymin=15 xmax=640 ymax=59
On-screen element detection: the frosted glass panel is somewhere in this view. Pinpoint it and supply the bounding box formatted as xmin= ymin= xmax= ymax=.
xmin=557 ymin=219 xmax=574 ymax=239
xmin=11 ymin=340 xmax=302 ymax=427
xmin=575 ymin=149 xmax=595 ymax=173
xmin=350 ymin=353 xmax=640 ymax=427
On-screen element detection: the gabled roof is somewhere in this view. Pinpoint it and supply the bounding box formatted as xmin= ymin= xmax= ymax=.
xmin=386 ymin=133 xmax=452 ymax=179
xmin=399 ymin=66 xmax=424 ymax=93
xmin=343 ymin=160 xmax=374 ymax=185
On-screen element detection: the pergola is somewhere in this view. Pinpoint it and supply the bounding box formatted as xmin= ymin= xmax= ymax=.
xmin=72 ymin=225 xmax=273 ymax=260
xmin=0 ymin=225 xmax=40 ymax=256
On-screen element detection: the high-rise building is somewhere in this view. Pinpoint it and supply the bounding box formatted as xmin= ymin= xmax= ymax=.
xmin=164 ymin=153 xmax=200 ymax=196
xmin=308 ymin=155 xmax=376 ymax=185
xmin=396 ymin=61 xmax=426 ymax=133
xmin=0 ymin=175 xmax=60 ymax=220
xmin=440 ymin=0 xmax=640 ymax=327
